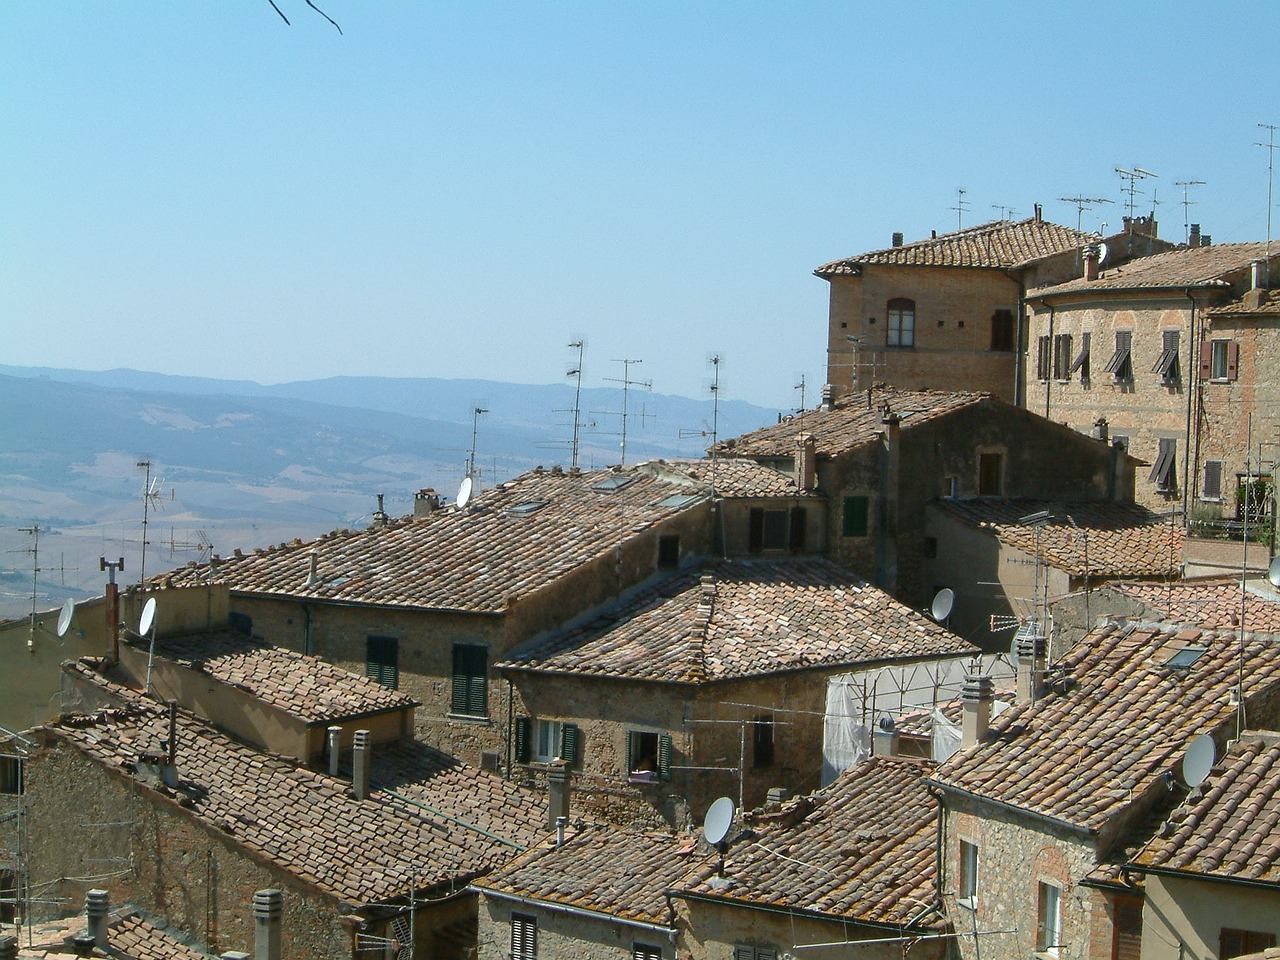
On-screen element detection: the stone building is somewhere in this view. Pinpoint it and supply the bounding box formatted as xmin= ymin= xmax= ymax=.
xmin=816 ymin=214 xmax=1168 ymax=403
xmin=714 ymin=387 xmax=1134 ymax=607
xmin=922 ymin=498 xmax=1182 ymax=653
xmin=927 ymin=620 xmax=1280 ymax=960
xmin=1024 ymin=242 xmax=1280 ymax=513
xmin=21 ymin=667 xmax=547 ymax=960
xmin=497 ymin=557 xmax=976 ymax=826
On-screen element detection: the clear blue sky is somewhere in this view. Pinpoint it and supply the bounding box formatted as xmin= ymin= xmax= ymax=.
xmin=4 ymin=2 xmax=1276 ymax=410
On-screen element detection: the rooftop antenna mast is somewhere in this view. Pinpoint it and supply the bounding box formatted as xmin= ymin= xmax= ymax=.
xmin=566 ymin=340 xmax=585 ymax=469
xmin=136 ymin=460 xmax=171 ymax=585
xmin=1114 ymin=166 xmax=1158 ymax=221
xmin=606 ymin=358 xmax=651 ymax=466
xmin=950 ymin=187 xmax=968 ymax=230
xmin=1258 ymin=122 xmax=1278 ymax=284
xmin=794 ymin=373 xmax=807 ymax=414
xmin=1174 ymin=179 xmax=1206 ymax=245
xmin=467 ymin=408 xmax=488 ymax=480
xmin=18 ymin=525 xmax=42 ymax=650
xmin=991 ymin=203 xmax=1017 ymax=222
xmin=1059 ymin=195 xmax=1114 ymax=268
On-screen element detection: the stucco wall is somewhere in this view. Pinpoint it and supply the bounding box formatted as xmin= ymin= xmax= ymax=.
xmin=1140 ymin=874 xmax=1280 ymax=960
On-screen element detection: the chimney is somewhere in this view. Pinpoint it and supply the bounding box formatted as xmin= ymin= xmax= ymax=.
xmin=555 ymin=815 xmax=568 ymax=846
xmin=1082 ymin=244 xmax=1100 ymax=282
xmin=1201 ymin=234 xmax=1212 ymax=247
xmin=1034 ymin=203 xmax=1043 ymax=222
xmin=253 ymin=889 xmax=284 ymax=960
xmin=1189 ymin=223 xmax=1201 ymax=248
xmin=795 ymin=433 xmax=817 ymax=492
xmin=351 ymin=729 xmax=371 ymax=801
xmin=892 ymin=231 xmax=904 ymax=247
xmin=327 ymin=725 xmax=341 ymax=777
xmin=1253 ymin=258 xmax=1266 ymax=290
xmin=86 ymin=889 xmax=110 ymax=950
xmin=304 ymin=550 xmax=319 ymax=588
xmin=698 ymin=575 xmax=717 ymax=611
xmin=961 ymin=669 xmax=994 ymax=749
xmin=547 ymin=763 xmax=571 ymax=828
xmin=413 ymin=488 xmax=440 ymax=518
xmin=1093 ymin=417 xmax=1109 ymax=442
xmin=821 ymin=383 xmax=837 ymax=411
xmin=871 ymin=716 xmax=899 ymax=757
xmin=1016 ymin=626 xmax=1048 ymax=702
xmin=372 ymin=494 xmax=388 ymax=527
xmin=0 ymin=936 xmax=16 ymax=960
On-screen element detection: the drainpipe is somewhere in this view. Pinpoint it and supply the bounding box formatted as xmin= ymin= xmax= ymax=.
xmin=1005 ymin=269 xmax=1029 ymax=408
xmin=1185 ymin=289 xmax=1199 ymax=522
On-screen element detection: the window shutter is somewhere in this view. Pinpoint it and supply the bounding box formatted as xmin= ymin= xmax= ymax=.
xmin=515 ymin=717 xmax=531 ymax=763
xmin=657 ymin=733 xmax=672 ymax=779
xmin=789 ymin=507 xmax=806 ymax=552
xmin=1203 ymin=461 xmax=1223 ymax=500
xmin=1227 ymin=341 xmax=1239 ymax=380
xmin=560 ymin=724 xmax=580 ymax=765
xmin=843 ymin=496 xmax=869 ymax=537
xmin=748 ymin=509 xmax=764 ymax=552
xmin=512 ymin=915 xmax=537 ymax=960
xmin=1199 ymin=341 xmax=1213 ymax=379
xmin=733 ymin=948 xmax=754 ymax=960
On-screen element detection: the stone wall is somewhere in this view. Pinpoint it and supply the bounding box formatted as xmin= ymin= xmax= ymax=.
xmin=478 ymin=893 xmax=672 ymax=960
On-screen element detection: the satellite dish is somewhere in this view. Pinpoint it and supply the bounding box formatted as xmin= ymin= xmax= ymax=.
xmin=1267 ymin=555 xmax=1280 ymax=588
xmin=139 ymin=597 xmax=157 ymax=636
xmin=930 ymin=588 xmax=955 ymax=622
xmin=1182 ymin=734 xmax=1215 ymax=788
xmin=456 ymin=476 xmax=473 ymax=510
xmin=1008 ymin=635 xmax=1020 ymax=671
xmin=1096 ymin=241 xmax=1109 ymax=265
xmin=703 ymin=796 xmax=735 ymax=846
xmin=56 ymin=599 xmax=76 ymax=638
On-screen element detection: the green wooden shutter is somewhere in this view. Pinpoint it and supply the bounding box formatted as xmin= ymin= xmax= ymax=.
xmin=515 ymin=717 xmax=531 ymax=763
xmin=657 ymin=733 xmax=672 ymax=780
xmin=560 ymin=724 xmax=580 ymax=765
xmin=451 ymin=644 xmax=488 ymax=716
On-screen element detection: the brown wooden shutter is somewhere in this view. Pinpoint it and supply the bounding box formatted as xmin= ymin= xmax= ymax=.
xmin=1199 ymin=341 xmax=1213 ymax=379
xmin=1227 ymin=341 xmax=1239 ymax=380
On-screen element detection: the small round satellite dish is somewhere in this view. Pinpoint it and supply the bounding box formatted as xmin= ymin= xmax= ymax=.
xmin=703 ymin=796 xmax=735 ymax=846
xmin=930 ymin=588 xmax=955 ymax=622
xmin=1182 ymin=733 xmax=1214 ymax=788
xmin=1267 ymin=555 xmax=1280 ymax=588
xmin=456 ymin=476 xmax=473 ymax=510
xmin=56 ymin=599 xmax=76 ymax=638
xmin=1096 ymin=241 xmax=1109 ymax=265
xmin=139 ymin=597 xmax=157 ymax=636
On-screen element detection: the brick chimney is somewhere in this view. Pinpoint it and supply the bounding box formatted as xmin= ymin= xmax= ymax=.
xmin=371 ymin=494 xmax=388 ymax=527
xmin=1082 ymin=244 xmax=1100 ymax=282
xmin=253 ymin=889 xmax=284 ymax=960
xmin=961 ymin=670 xmax=994 ymax=749
xmin=821 ymin=383 xmax=837 ymax=411
xmin=351 ymin=729 xmax=371 ymax=801
xmin=1189 ymin=223 xmax=1201 ymax=248
xmin=795 ymin=433 xmax=817 ymax=492
xmin=1245 ymin=260 xmax=1268 ymax=309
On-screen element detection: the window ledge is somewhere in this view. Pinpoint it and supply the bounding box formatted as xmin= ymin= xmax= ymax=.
xmin=446 ymin=712 xmax=492 ymax=725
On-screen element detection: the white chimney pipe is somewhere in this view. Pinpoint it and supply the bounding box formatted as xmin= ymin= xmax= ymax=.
xmin=86 ymin=888 xmax=110 ymax=950
xmin=327 ymin=725 xmax=341 ymax=777
xmin=352 ymin=730 xmax=371 ymax=801
xmin=253 ymin=889 xmax=283 ymax=960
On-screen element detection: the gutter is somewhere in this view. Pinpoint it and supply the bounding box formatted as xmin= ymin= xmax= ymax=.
xmin=1124 ymin=862 xmax=1280 ymax=894
xmin=672 ymin=888 xmax=940 ymax=936
xmin=472 ymin=887 xmax=675 ymax=938
xmin=922 ymin=778 xmax=1096 ymax=844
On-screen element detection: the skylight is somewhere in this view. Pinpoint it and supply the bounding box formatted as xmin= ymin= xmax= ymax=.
xmin=1163 ymin=645 xmax=1208 ymax=670
xmin=655 ymin=493 xmax=701 ymax=509
xmin=592 ymin=475 xmax=637 ymax=492
xmin=507 ymin=501 xmax=546 ymax=517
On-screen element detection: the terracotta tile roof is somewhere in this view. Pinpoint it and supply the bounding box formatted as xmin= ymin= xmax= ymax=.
xmin=930 ymin=621 xmax=1280 ymax=836
xmin=1111 ymin=578 xmax=1280 ymax=633
xmin=714 ymin=388 xmax=986 ymax=460
xmin=13 ymin=907 xmax=210 ymax=959
xmin=675 ymin=757 xmax=944 ymax=929
xmin=933 ymin=499 xmax=1182 ymax=577
xmin=499 ymin=558 xmax=977 ymax=683
xmin=1029 ymin=243 xmax=1276 ymax=297
xmin=651 ymin=458 xmax=807 ymax=498
xmin=155 ymin=464 xmax=709 ymax=613
xmin=137 ymin=632 xmax=419 ymax=724
xmin=40 ymin=695 xmax=546 ymax=906
xmin=1206 ymin=289 xmax=1280 ymax=317
xmin=473 ymin=823 xmax=698 ymax=928
xmin=815 ymin=218 xmax=1088 ymax=276
xmin=1130 ymin=733 xmax=1280 ymax=885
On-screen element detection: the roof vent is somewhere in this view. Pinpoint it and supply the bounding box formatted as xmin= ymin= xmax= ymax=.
xmin=821 ymin=383 xmax=837 ymax=411
xmin=892 ymin=231 xmax=904 ymax=247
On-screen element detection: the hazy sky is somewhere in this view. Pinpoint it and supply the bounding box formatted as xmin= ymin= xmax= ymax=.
xmin=4 ymin=2 xmax=1277 ymax=409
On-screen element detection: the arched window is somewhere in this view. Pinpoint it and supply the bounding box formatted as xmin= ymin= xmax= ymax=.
xmin=887 ymin=298 xmax=915 ymax=347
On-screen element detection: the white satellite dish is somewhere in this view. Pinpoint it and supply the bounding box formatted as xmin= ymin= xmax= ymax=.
xmin=1267 ymin=555 xmax=1280 ymax=588
xmin=139 ymin=597 xmax=157 ymax=636
xmin=930 ymin=588 xmax=955 ymax=622
xmin=1008 ymin=634 xmax=1020 ymax=671
xmin=1096 ymin=241 xmax=1109 ymax=265
xmin=703 ymin=796 xmax=735 ymax=846
xmin=56 ymin=599 xmax=76 ymax=638
xmin=1182 ymin=734 xmax=1215 ymax=788
xmin=456 ymin=476 xmax=473 ymax=510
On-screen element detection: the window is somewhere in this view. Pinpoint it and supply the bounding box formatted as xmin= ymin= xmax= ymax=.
xmin=1037 ymin=882 xmax=1062 ymax=954
xmin=842 ymin=496 xmax=870 ymax=538
xmin=365 ymin=635 xmax=399 ymax=690
xmin=749 ymin=508 xmax=805 ymax=552
xmin=1152 ymin=330 xmax=1180 ymax=384
xmin=1113 ymin=435 xmax=1130 ymax=452
xmin=789 ymin=507 xmax=807 ymax=552
xmin=752 ymin=715 xmax=774 ymax=768
xmin=593 ymin=474 xmax=636 ymax=492
xmin=1069 ymin=332 xmax=1091 ymax=380
xmin=511 ymin=914 xmax=537 ymax=960
xmin=1149 ymin=438 xmax=1177 ymax=493
xmin=450 ymin=643 xmax=488 ymax=717
xmin=886 ymin=298 xmax=915 ymax=347
xmin=507 ymin=500 xmax=546 ymax=517
xmin=1203 ymin=339 xmax=1239 ymax=381
xmin=1103 ymin=331 xmax=1133 ymax=381
xmin=627 ymin=731 xmax=671 ymax=780
xmin=1203 ymin=460 xmax=1224 ymax=501
xmin=1111 ymin=896 xmax=1143 ymax=960
xmin=990 ymin=309 xmax=1015 ymax=352
xmin=655 ymin=493 xmax=701 ymax=509
xmin=1036 ymin=335 xmax=1052 ymax=381
xmin=1053 ymin=334 xmax=1073 ymax=380
xmin=228 ymin=611 xmax=253 ymax=636
xmin=633 ymin=944 xmax=663 ymax=960
xmin=0 ymin=757 xmax=22 ymax=796
xmin=978 ymin=453 xmax=1002 ymax=496
xmin=515 ymin=717 xmax=580 ymax=764
xmin=1163 ymin=645 xmax=1208 ymax=670
xmin=1221 ymin=929 xmax=1276 ymax=960
xmin=734 ymin=946 xmax=777 ymax=960
xmin=657 ymin=534 xmax=680 ymax=569
xmin=958 ymin=840 xmax=978 ymax=908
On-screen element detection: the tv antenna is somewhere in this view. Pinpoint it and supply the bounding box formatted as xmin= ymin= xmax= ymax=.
xmin=604 ymin=358 xmax=652 ymax=466
xmin=136 ymin=460 xmax=174 ymax=585
xmin=166 ymin=527 xmax=212 ymax=562
xmin=991 ymin=203 xmax=1017 ymax=222
xmin=566 ymin=340 xmax=585 ymax=469
xmin=950 ymin=187 xmax=968 ymax=230
xmin=466 ymin=408 xmax=488 ymax=481
xmin=1058 ymin=195 xmax=1113 ymax=246
xmin=1114 ymin=167 xmax=1158 ymax=220
xmin=794 ymin=374 xmax=807 ymax=415
xmin=1258 ymin=122 xmax=1278 ymax=278
xmin=1174 ymin=179 xmax=1206 ymax=246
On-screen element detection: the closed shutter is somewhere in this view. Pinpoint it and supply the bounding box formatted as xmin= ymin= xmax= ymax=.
xmin=1199 ymin=340 xmax=1213 ymax=379
xmin=515 ymin=717 xmax=532 ymax=763
xmin=842 ymin=496 xmax=869 ymax=537
xmin=512 ymin=914 xmax=537 ymax=960
xmin=657 ymin=733 xmax=672 ymax=780
xmin=789 ymin=507 xmax=806 ymax=552
xmin=366 ymin=635 xmax=399 ymax=690
xmin=450 ymin=644 xmax=488 ymax=716
xmin=748 ymin=509 xmax=764 ymax=552
xmin=560 ymin=724 xmax=581 ymax=765
xmin=1227 ymin=341 xmax=1240 ymax=380
xmin=1037 ymin=335 xmax=1051 ymax=380
xmin=1203 ymin=461 xmax=1223 ymax=500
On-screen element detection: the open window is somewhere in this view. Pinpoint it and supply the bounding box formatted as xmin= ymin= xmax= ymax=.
xmin=1202 ymin=339 xmax=1239 ymax=381
xmin=1103 ymin=331 xmax=1133 ymax=381
xmin=1069 ymin=332 xmax=1090 ymax=380
xmin=515 ymin=717 xmax=581 ymax=765
xmin=627 ymin=731 xmax=671 ymax=782
xmin=1037 ymin=882 xmax=1062 ymax=954
xmin=958 ymin=840 xmax=978 ymax=909
xmin=1149 ymin=438 xmax=1177 ymax=494
xmin=1152 ymin=330 xmax=1180 ymax=384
